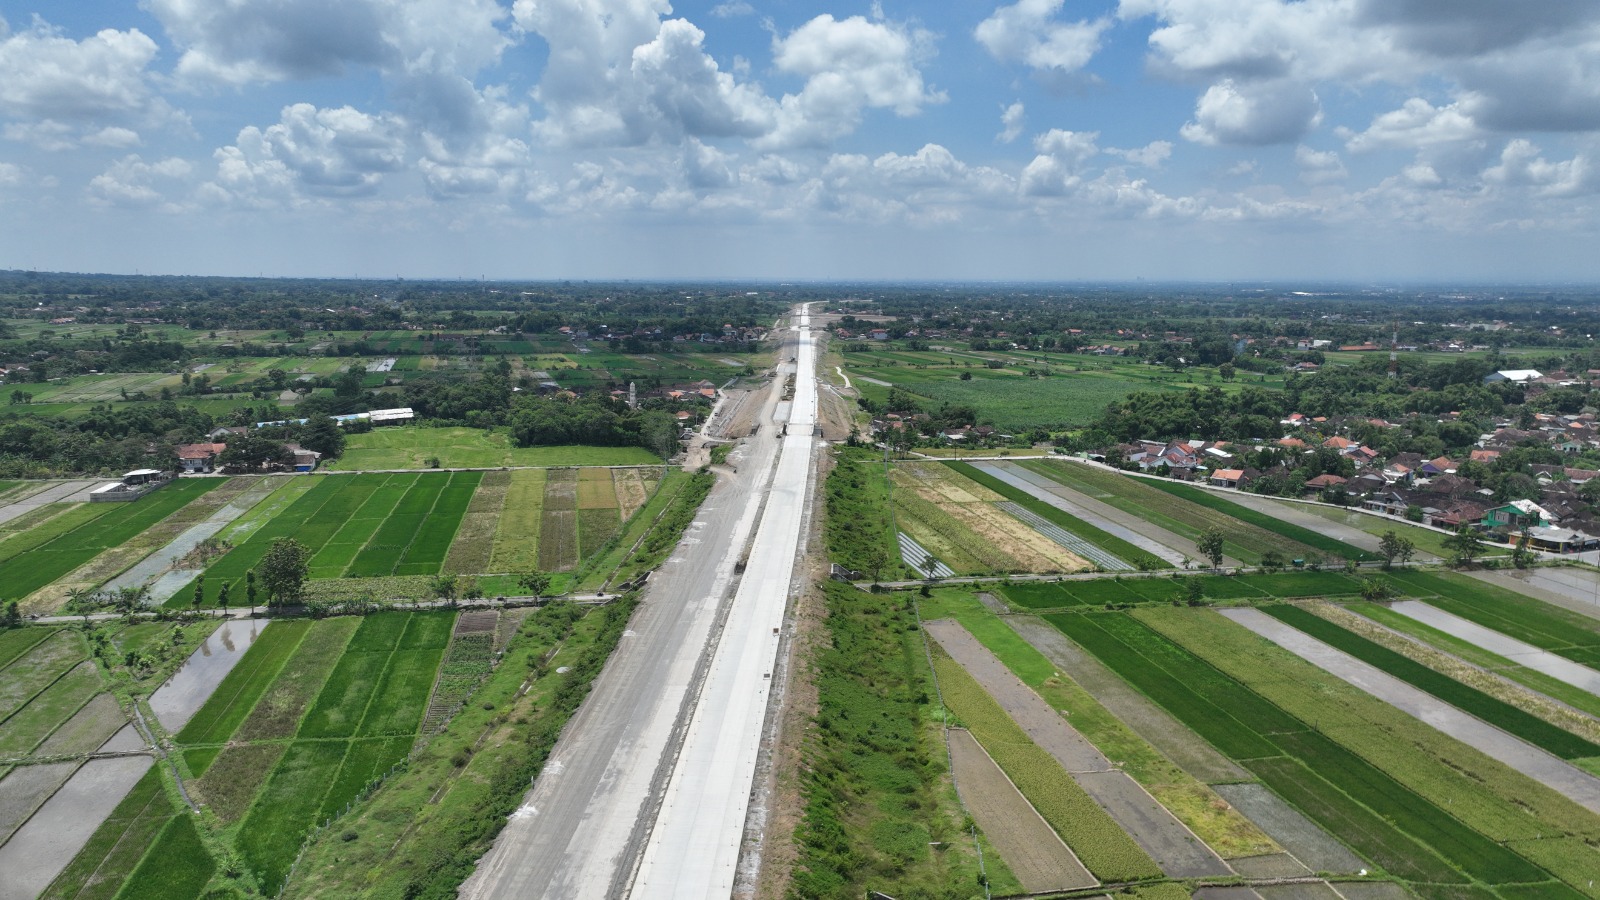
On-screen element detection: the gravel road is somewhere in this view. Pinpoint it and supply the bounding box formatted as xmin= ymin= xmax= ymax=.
xmin=1221 ymin=607 xmax=1600 ymax=813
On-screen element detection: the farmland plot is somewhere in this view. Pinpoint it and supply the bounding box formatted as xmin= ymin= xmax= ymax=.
xmin=539 ymin=469 xmax=579 ymax=571
xmin=1131 ymin=607 xmax=1600 ymax=895
xmin=1050 ymin=610 xmax=1588 ymax=893
xmin=0 ymin=479 xmax=222 ymax=607
xmin=1020 ymin=460 xmax=1323 ymax=565
xmin=490 ymin=468 xmax=546 ymax=572
xmin=443 ymin=470 xmax=508 ymax=575
xmin=891 ymin=463 xmax=1090 ymax=574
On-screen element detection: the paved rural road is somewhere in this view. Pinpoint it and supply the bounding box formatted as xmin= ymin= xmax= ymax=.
xmin=1222 ymin=607 xmax=1600 ymax=813
xmin=460 ymin=307 xmax=815 ymax=900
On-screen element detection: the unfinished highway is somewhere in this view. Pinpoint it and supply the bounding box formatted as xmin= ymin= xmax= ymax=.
xmin=459 ymin=305 xmax=819 ymax=900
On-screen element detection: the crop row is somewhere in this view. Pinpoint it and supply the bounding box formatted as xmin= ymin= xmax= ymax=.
xmin=1262 ymin=604 xmax=1600 ymax=760
xmin=891 ymin=477 xmax=1019 ymax=574
xmin=1141 ymin=480 xmax=1375 ymax=561
xmin=41 ymin=768 xmax=176 ymax=900
xmin=489 ymin=468 xmax=546 ymax=572
xmin=1050 ymin=610 xmax=1553 ymax=888
xmin=931 ymin=653 xmax=1161 ymax=882
xmin=1017 ymin=460 xmax=1315 ymax=565
xmin=944 ymin=461 xmax=1163 ymax=569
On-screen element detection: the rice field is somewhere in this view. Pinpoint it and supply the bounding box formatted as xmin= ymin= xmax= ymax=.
xmin=1049 ymin=607 xmax=1585 ymax=893
xmin=324 ymin=426 xmax=660 ymax=470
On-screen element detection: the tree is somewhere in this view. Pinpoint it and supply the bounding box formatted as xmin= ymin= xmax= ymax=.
xmin=1442 ymin=525 xmax=1485 ymax=568
xmin=220 ymin=433 xmax=290 ymax=470
xmin=861 ymin=544 xmax=889 ymax=585
xmin=299 ymin=416 xmax=346 ymax=458
xmin=1378 ymin=531 xmax=1415 ymax=570
xmin=1219 ymin=362 xmax=1236 ymax=382
xmin=1259 ymin=550 xmax=1285 ymax=572
xmin=246 ymin=570 xmax=258 ymax=615
xmin=192 ymin=574 xmax=205 ymax=613
xmin=1512 ymin=527 xmax=1536 ymax=569
xmin=0 ymin=600 xmax=21 ymax=629
xmin=518 ymin=569 xmax=552 ymax=603
xmin=259 ymin=538 xmax=310 ymax=607
xmin=1196 ymin=528 xmax=1226 ymax=569
xmin=430 ymin=574 xmax=459 ymax=605
xmin=1360 ymin=577 xmax=1395 ymax=601
xmin=217 ymin=583 xmax=230 ymax=615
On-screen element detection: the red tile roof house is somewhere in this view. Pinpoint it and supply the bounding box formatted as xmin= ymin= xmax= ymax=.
xmin=1209 ymin=468 xmax=1246 ymax=488
xmin=176 ymin=442 xmax=226 ymax=474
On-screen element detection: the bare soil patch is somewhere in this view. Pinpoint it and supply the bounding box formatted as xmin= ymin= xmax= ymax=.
xmin=1210 ymin=782 xmax=1363 ymax=875
xmin=948 ymin=728 xmax=1094 ymax=892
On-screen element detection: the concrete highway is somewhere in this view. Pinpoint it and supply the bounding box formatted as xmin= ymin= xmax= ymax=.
xmin=459 ymin=306 xmax=815 ymax=900
xmin=629 ymin=306 xmax=818 ymax=898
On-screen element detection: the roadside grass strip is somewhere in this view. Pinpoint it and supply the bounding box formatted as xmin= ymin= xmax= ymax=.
xmin=1384 ymin=570 xmax=1600 ymax=667
xmin=1047 ymin=610 xmax=1555 ymax=889
xmin=995 ymin=502 xmax=1132 ymax=571
xmin=946 ymin=461 xmax=1163 ymax=569
xmin=1142 ymin=480 xmax=1376 ymax=561
xmin=1260 ymin=604 xmax=1600 ymax=761
xmin=0 ymin=479 xmax=222 ymax=598
xmin=931 ymin=650 xmax=1162 ymax=882
xmin=41 ymin=768 xmax=175 ymax=900
xmin=176 ymin=620 xmax=307 ymax=751
xmin=897 ymin=531 xmax=954 ymax=578
xmin=1017 ymin=460 xmax=1307 ymax=565
xmin=110 ymin=813 xmax=215 ymax=900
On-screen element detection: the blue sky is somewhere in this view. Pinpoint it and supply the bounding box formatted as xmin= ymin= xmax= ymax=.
xmin=1 ymin=0 xmax=1598 ymax=281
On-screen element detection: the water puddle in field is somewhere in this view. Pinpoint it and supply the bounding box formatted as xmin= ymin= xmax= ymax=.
xmin=148 ymin=618 xmax=270 ymax=733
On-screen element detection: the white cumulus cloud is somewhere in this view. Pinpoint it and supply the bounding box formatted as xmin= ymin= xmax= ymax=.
xmin=976 ymin=0 xmax=1110 ymax=75
xmin=1180 ymin=79 xmax=1322 ymax=146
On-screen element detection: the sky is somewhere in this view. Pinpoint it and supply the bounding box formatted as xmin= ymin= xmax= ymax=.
xmin=1 ymin=0 xmax=1599 ymax=283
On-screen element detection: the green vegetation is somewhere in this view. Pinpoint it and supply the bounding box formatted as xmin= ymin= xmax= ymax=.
xmin=1262 ymin=604 xmax=1600 ymax=760
xmin=823 ymin=448 xmax=901 ymax=580
xmin=1000 ymin=570 xmax=1364 ymax=609
xmin=944 ymin=460 xmax=1164 ymax=569
xmin=1018 ymin=459 xmax=1323 ymax=565
xmin=1383 ymin=570 xmax=1600 ymax=667
xmin=112 ymin=814 xmax=215 ymax=900
xmin=41 ymin=768 xmax=181 ymax=900
xmin=0 ymin=479 xmax=221 ymax=602
xmin=325 ymin=426 xmax=662 ymax=470
xmin=792 ymin=581 xmax=1012 ymax=898
xmin=918 ymin=590 xmax=1276 ymax=859
xmin=931 ymin=651 xmax=1161 ymax=881
xmin=1049 ymin=608 xmax=1576 ymax=893
xmin=1351 ymin=601 xmax=1600 ymax=721
xmin=1142 ymin=480 xmax=1375 ymax=561
xmin=284 ymin=599 xmax=641 ymax=898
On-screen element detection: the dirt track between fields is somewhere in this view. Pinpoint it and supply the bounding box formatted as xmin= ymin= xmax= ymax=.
xmin=926 ymin=619 xmax=1232 ymax=878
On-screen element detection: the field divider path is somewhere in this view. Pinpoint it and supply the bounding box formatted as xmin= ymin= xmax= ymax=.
xmin=995 ymin=502 xmax=1131 ymax=571
xmin=925 ymin=619 xmax=1233 ymax=878
xmin=973 ymin=462 xmax=1191 ymax=567
xmin=1220 ymin=607 xmax=1600 ymax=813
